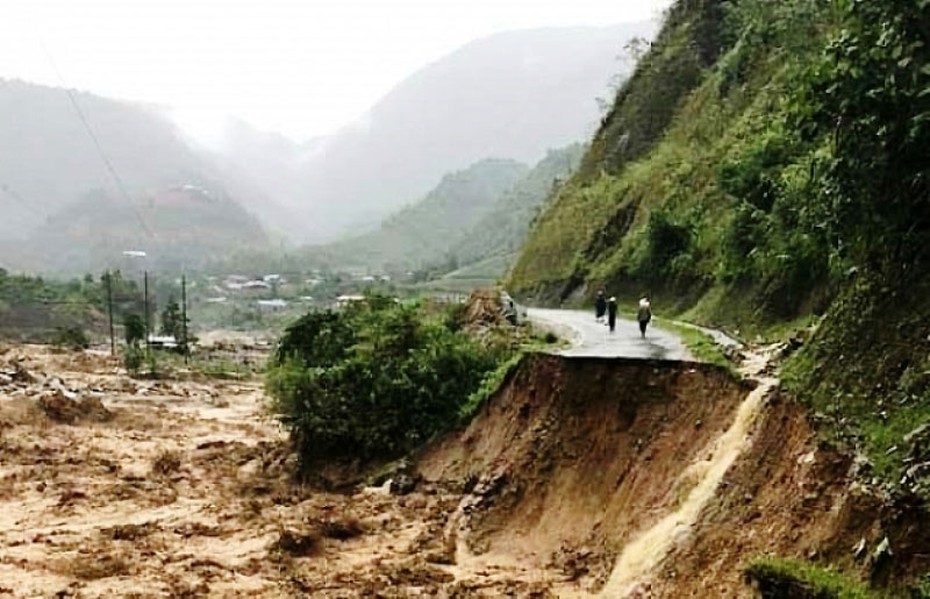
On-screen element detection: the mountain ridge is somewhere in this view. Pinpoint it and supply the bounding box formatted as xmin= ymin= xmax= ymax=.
xmin=281 ymin=22 xmax=654 ymax=242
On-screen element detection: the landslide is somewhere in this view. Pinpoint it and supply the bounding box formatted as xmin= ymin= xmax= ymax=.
xmin=506 ymin=0 xmax=930 ymax=589
xmin=418 ymin=353 xmax=752 ymax=589
xmin=416 ymin=349 xmax=930 ymax=596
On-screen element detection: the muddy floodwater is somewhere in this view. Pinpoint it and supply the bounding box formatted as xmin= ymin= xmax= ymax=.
xmin=1 ymin=340 xmax=886 ymax=598
xmin=0 ymin=344 xmax=563 ymax=597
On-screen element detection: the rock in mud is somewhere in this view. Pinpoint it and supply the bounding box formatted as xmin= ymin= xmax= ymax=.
xmin=37 ymin=391 xmax=112 ymax=424
xmin=390 ymin=474 xmax=418 ymax=496
xmin=10 ymin=363 xmax=36 ymax=384
xmin=273 ymin=528 xmax=322 ymax=557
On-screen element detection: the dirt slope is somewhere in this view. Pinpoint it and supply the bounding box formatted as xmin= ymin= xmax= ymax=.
xmin=418 ymin=354 xmax=753 ymax=593
xmin=418 ymin=351 xmax=929 ymax=596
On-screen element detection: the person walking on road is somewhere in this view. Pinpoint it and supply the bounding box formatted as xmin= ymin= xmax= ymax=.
xmin=637 ymin=296 xmax=652 ymax=338
xmin=607 ymin=296 xmax=618 ymax=333
xmin=594 ymin=290 xmax=607 ymax=322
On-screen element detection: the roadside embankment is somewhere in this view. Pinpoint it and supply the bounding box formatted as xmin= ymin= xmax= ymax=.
xmin=417 ymin=349 xmax=930 ymax=596
xmin=418 ymin=353 xmax=752 ymax=592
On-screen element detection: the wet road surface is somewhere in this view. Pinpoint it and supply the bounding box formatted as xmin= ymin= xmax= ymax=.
xmin=527 ymin=308 xmax=693 ymax=361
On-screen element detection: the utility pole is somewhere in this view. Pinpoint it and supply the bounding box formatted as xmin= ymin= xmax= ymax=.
xmin=181 ymin=273 xmax=189 ymax=364
xmin=143 ymin=270 xmax=150 ymax=352
xmin=105 ymin=271 xmax=115 ymax=356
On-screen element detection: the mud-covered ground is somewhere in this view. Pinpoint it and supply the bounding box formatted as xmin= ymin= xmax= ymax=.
xmin=0 ymin=344 xmax=561 ymax=598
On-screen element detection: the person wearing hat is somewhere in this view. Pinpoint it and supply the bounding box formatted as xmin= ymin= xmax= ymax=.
xmin=637 ymin=296 xmax=652 ymax=338
xmin=607 ymin=296 xmax=618 ymax=332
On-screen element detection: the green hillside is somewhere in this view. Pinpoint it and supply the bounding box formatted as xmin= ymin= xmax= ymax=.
xmin=510 ymin=0 xmax=930 ymax=500
xmin=449 ymin=144 xmax=583 ymax=268
xmin=308 ymin=159 xmax=529 ymax=272
xmin=307 ymin=146 xmax=582 ymax=279
xmin=19 ymin=185 xmax=268 ymax=274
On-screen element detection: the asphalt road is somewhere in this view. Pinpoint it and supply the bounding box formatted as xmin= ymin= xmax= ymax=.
xmin=527 ymin=308 xmax=693 ymax=361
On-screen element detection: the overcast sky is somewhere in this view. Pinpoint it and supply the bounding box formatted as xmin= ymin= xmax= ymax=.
xmin=0 ymin=0 xmax=672 ymax=142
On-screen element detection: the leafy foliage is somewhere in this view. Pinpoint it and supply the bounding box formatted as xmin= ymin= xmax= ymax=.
xmin=745 ymin=556 xmax=876 ymax=599
xmin=123 ymin=314 xmax=145 ymax=347
xmin=629 ymin=209 xmax=695 ymax=282
xmin=267 ymin=296 xmax=503 ymax=473
xmin=780 ymin=0 xmax=930 ymax=501
xmin=53 ymin=326 xmax=90 ymax=350
xmin=795 ymin=0 xmax=930 ymax=269
xmin=0 ymin=268 xmax=141 ymax=343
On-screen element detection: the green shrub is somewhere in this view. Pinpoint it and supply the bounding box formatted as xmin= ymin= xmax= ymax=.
xmin=123 ymin=313 xmax=145 ymax=346
xmin=123 ymin=346 xmax=144 ymax=374
xmin=745 ymin=557 xmax=876 ymax=599
xmin=267 ymin=295 xmax=502 ymax=474
xmin=630 ymin=209 xmax=695 ymax=282
xmin=53 ymin=326 xmax=90 ymax=350
xmin=459 ymin=353 xmax=524 ymax=421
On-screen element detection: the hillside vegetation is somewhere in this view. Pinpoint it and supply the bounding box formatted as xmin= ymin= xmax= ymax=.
xmin=449 ymin=145 xmax=584 ymax=269
xmin=16 ymin=186 xmax=268 ymax=275
xmin=511 ymin=0 xmax=930 ymax=501
xmin=310 ymin=146 xmax=583 ymax=278
xmin=266 ymin=294 xmax=515 ymax=477
xmin=309 ymin=159 xmax=527 ymax=273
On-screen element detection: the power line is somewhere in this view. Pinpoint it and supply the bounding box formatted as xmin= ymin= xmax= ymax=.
xmin=0 ymin=183 xmax=46 ymax=219
xmin=36 ymin=39 xmax=155 ymax=240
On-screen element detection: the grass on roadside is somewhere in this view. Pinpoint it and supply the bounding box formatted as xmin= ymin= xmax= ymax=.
xmin=656 ymin=318 xmax=737 ymax=375
xmin=745 ymin=557 xmax=878 ymax=599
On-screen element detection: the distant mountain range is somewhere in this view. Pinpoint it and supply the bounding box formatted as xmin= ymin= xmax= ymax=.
xmin=13 ymin=185 xmax=267 ymax=274
xmin=0 ymin=79 xmax=279 ymax=273
xmin=0 ymin=21 xmax=653 ymax=274
xmin=221 ymin=23 xmax=654 ymax=242
xmin=309 ymin=158 xmax=530 ymax=271
xmin=308 ymin=144 xmax=584 ymax=276
xmin=0 ymin=80 xmax=219 ymax=236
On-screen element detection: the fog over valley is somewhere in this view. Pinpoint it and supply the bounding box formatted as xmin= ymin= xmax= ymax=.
xmin=0 ymin=2 xmax=662 ymax=273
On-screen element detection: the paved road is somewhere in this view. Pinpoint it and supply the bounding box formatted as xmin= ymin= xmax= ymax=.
xmin=527 ymin=308 xmax=693 ymax=361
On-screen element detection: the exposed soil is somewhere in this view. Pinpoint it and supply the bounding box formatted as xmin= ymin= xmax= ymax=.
xmin=0 ymin=345 xmax=524 ymax=597
xmin=1 ymin=342 xmax=924 ymax=597
xmin=418 ymin=354 xmax=755 ymax=595
xmin=417 ymin=350 xmax=928 ymax=597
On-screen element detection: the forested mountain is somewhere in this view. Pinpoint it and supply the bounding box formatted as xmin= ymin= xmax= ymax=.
xmin=15 ymin=185 xmax=267 ymax=274
xmin=309 ymin=159 xmax=529 ymax=272
xmin=307 ymin=144 xmax=584 ymax=275
xmin=510 ymin=0 xmax=930 ymax=568
xmin=0 ymin=80 xmax=213 ymax=238
xmin=0 ymin=80 xmax=276 ymax=274
xmin=283 ymin=23 xmax=653 ymax=242
xmin=449 ymin=144 xmax=584 ymax=268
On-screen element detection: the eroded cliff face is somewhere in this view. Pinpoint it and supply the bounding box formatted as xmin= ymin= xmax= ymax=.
xmin=416 ymin=353 xmax=929 ymax=596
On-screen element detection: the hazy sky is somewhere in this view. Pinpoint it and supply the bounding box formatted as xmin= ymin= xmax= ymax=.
xmin=0 ymin=0 xmax=672 ymax=142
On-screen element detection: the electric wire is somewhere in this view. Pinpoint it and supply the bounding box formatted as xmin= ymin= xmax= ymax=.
xmin=0 ymin=183 xmax=46 ymax=219
xmin=37 ymin=38 xmax=155 ymax=240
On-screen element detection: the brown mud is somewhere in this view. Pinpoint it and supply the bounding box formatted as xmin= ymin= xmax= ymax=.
xmin=0 ymin=345 xmax=489 ymax=597
xmin=1 ymin=343 xmax=925 ymax=597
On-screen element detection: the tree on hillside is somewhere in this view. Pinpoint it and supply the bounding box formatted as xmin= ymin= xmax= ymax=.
xmin=123 ymin=313 xmax=145 ymax=347
xmin=160 ymin=297 xmax=183 ymax=339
